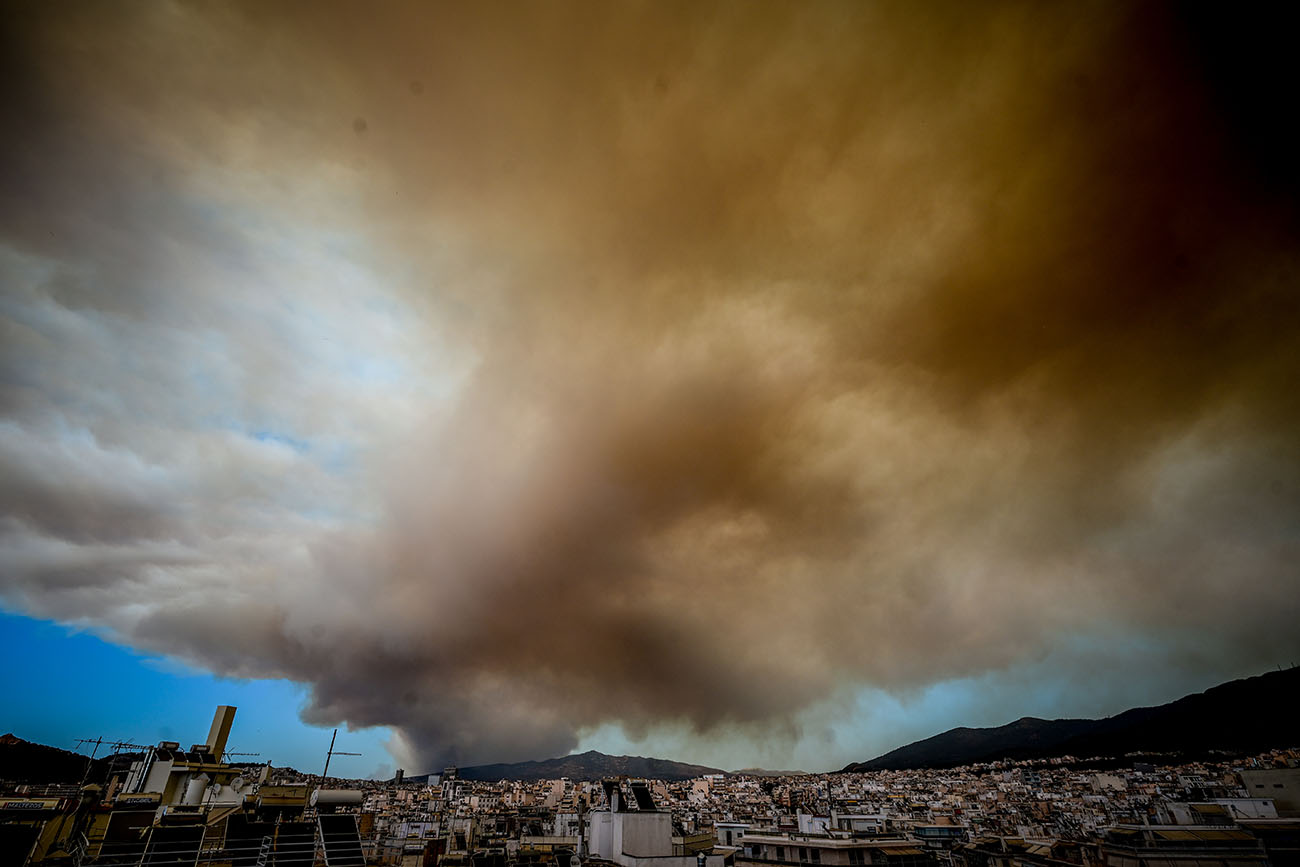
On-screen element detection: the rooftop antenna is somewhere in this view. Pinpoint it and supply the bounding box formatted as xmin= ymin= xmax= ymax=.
xmin=72 ymin=738 xmax=106 ymax=788
xmin=108 ymin=740 xmax=149 ymax=754
xmin=73 ymin=738 xmax=105 ymax=759
xmin=222 ymin=750 xmax=261 ymax=761
xmin=111 ymin=740 xmax=150 ymax=761
xmin=72 ymin=738 xmax=148 ymax=784
xmin=319 ymin=728 xmax=361 ymax=782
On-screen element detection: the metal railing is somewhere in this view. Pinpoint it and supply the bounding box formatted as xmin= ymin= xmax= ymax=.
xmin=83 ymin=830 xmax=320 ymax=867
xmin=74 ymin=832 xmax=441 ymax=866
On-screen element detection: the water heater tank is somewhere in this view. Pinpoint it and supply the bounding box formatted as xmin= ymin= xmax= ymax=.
xmin=311 ymin=788 xmax=364 ymax=807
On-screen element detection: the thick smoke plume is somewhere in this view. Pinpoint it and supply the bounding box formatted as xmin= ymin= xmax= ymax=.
xmin=2 ymin=1 xmax=1298 ymax=769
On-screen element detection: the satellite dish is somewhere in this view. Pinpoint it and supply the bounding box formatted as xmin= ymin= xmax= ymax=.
xmin=570 ymin=856 xmax=581 ymax=867
xmin=231 ymin=777 xmax=247 ymax=793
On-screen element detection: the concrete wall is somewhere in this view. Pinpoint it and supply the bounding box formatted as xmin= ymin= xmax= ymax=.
xmin=620 ymin=812 xmax=674 ymax=858
xmin=1240 ymin=769 xmax=1300 ymax=816
xmin=589 ymin=811 xmax=615 ymax=861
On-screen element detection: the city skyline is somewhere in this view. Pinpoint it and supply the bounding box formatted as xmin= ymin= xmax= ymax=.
xmin=2 ymin=2 xmax=1298 ymax=777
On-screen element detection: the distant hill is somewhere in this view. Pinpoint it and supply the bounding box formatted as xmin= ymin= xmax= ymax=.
xmin=0 ymin=734 xmax=116 ymax=784
xmin=842 ymin=667 xmax=1300 ymax=772
xmin=730 ymin=768 xmax=809 ymax=777
xmin=452 ymin=750 xmax=725 ymax=782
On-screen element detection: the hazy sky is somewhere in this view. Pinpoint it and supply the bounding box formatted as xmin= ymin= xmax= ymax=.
xmin=2 ymin=1 xmax=1298 ymax=776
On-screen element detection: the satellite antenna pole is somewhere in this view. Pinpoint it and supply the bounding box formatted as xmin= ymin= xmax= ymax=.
xmin=74 ymin=737 xmax=103 ymax=757
xmin=73 ymin=738 xmax=104 ymax=787
xmin=320 ymin=729 xmax=362 ymax=783
xmin=322 ymin=729 xmax=337 ymax=781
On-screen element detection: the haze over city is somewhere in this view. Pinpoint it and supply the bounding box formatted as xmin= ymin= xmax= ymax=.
xmin=2 ymin=1 xmax=1297 ymax=779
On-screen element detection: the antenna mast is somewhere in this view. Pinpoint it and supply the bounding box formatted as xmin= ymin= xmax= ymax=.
xmin=319 ymin=728 xmax=361 ymax=782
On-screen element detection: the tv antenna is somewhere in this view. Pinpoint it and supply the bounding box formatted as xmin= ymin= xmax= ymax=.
xmin=72 ymin=738 xmax=107 ymax=788
xmin=319 ymin=729 xmax=361 ymax=781
xmin=72 ymin=738 xmax=149 ymax=786
xmin=73 ymin=738 xmax=106 ymax=758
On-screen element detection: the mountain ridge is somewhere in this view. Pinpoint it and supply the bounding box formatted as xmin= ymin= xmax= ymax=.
xmin=0 ymin=733 xmax=116 ymax=784
xmin=445 ymin=749 xmax=724 ymax=782
xmin=841 ymin=666 xmax=1300 ymax=772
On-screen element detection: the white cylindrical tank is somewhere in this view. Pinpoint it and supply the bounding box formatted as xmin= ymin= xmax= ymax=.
xmin=311 ymin=788 xmax=364 ymax=807
xmin=183 ymin=774 xmax=210 ymax=806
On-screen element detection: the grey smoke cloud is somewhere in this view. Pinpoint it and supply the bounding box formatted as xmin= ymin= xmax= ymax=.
xmin=2 ymin=1 xmax=1298 ymax=770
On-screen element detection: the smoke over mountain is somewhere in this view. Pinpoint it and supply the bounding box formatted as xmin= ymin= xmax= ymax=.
xmin=2 ymin=1 xmax=1297 ymax=769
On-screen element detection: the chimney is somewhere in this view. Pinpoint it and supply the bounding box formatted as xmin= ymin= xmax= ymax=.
xmin=206 ymin=706 xmax=236 ymax=760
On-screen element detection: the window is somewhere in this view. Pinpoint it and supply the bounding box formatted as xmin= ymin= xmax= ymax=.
xmin=777 ymin=847 xmax=785 ymax=861
xmin=800 ymin=849 xmax=807 ymax=861
xmin=811 ymin=850 xmax=821 ymax=863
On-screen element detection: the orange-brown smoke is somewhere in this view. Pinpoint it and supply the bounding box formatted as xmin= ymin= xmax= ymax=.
xmin=3 ymin=1 xmax=1298 ymax=768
